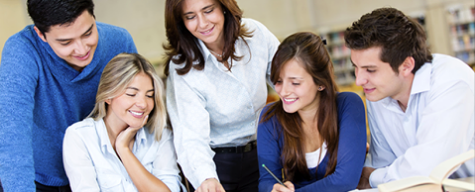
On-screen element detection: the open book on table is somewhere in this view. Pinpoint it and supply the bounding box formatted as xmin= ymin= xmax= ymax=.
xmin=378 ymin=149 xmax=475 ymax=192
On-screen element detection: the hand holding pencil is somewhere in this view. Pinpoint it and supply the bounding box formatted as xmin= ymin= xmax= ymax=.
xmin=262 ymin=164 xmax=295 ymax=192
xmin=272 ymin=181 xmax=295 ymax=192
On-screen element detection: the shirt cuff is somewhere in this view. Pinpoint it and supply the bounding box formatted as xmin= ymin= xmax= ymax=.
xmin=191 ymin=165 xmax=219 ymax=189
xmin=369 ymin=167 xmax=387 ymax=188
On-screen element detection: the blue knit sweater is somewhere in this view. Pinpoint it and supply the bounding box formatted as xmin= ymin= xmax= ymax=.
xmin=258 ymin=92 xmax=367 ymax=192
xmin=0 ymin=22 xmax=137 ymax=191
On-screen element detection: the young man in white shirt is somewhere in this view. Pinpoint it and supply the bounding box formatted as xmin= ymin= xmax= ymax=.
xmin=344 ymin=7 xmax=475 ymax=189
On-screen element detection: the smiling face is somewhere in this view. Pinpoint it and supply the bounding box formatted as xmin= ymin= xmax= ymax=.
xmin=275 ymin=59 xmax=320 ymax=115
xmin=35 ymin=10 xmax=98 ymax=72
xmin=181 ymin=0 xmax=225 ymax=49
xmin=351 ymin=46 xmax=406 ymax=102
xmin=104 ymin=72 xmax=155 ymax=130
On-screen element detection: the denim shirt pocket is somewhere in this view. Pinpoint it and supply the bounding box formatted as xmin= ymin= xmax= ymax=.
xmin=96 ymin=170 xmax=124 ymax=192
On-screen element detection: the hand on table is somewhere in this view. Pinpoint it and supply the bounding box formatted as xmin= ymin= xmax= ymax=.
xmin=357 ymin=166 xmax=375 ymax=189
xmin=196 ymin=178 xmax=225 ymax=192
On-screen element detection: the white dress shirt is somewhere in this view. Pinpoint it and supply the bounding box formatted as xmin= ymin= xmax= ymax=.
xmin=63 ymin=118 xmax=183 ymax=192
xmin=166 ymin=18 xmax=280 ymax=188
xmin=365 ymin=54 xmax=475 ymax=187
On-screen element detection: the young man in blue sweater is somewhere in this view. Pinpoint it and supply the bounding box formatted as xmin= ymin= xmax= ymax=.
xmin=0 ymin=0 xmax=137 ymax=191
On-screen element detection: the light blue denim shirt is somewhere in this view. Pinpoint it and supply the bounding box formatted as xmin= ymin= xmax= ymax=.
xmin=166 ymin=18 xmax=280 ymax=188
xmin=63 ymin=118 xmax=183 ymax=192
xmin=364 ymin=54 xmax=475 ymax=187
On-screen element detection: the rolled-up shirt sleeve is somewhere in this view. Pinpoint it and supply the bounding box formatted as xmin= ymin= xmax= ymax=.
xmin=166 ymin=68 xmax=218 ymax=188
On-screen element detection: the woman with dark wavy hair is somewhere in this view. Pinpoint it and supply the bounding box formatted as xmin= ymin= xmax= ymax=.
xmin=163 ymin=0 xmax=280 ymax=191
xmin=257 ymin=32 xmax=367 ymax=192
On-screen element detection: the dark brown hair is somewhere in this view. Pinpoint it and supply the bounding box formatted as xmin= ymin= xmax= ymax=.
xmin=261 ymin=32 xmax=339 ymax=182
xmin=344 ymin=7 xmax=432 ymax=73
xmin=163 ymin=0 xmax=252 ymax=76
xmin=27 ymin=0 xmax=94 ymax=35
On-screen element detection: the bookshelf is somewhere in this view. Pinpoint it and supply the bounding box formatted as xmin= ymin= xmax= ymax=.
xmin=321 ymin=30 xmax=354 ymax=86
xmin=447 ymin=5 xmax=475 ymax=67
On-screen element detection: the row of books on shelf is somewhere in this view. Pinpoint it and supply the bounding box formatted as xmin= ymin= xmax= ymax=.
xmin=335 ymin=72 xmax=354 ymax=86
xmin=333 ymin=58 xmax=352 ymax=73
xmin=448 ymin=5 xmax=475 ymax=66
xmin=447 ymin=5 xmax=475 ymax=24
xmin=451 ymin=34 xmax=474 ymax=52
xmin=330 ymin=45 xmax=351 ymax=59
xmin=319 ymin=31 xmax=355 ymax=86
xmin=450 ymin=22 xmax=475 ymax=36
xmin=324 ymin=31 xmax=345 ymax=46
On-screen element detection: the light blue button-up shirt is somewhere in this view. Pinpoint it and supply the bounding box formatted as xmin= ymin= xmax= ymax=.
xmin=365 ymin=54 xmax=475 ymax=187
xmin=63 ymin=118 xmax=183 ymax=192
xmin=166 ymin=18 xmax=280 ymax=188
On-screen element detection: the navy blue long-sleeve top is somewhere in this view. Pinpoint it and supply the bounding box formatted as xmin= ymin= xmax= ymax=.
xmin=257 ymin=92 xmax=367 ymax=192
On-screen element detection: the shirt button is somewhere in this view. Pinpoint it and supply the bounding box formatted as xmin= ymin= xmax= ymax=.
xmin=248 ymin=106 xmax=252 ymax=109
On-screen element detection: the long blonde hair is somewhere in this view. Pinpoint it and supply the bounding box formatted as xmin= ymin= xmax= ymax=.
xmin=88 ymin=53 xmax=167 ymax=141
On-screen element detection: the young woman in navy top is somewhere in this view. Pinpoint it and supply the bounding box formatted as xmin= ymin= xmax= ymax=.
xmin=257 ymin=32 xmax=367 ymax=192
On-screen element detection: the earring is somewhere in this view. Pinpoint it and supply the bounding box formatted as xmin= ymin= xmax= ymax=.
xmin=224 ymin=10 xmax=226 ymax=14
xmin=318 ymin=86 xmax=323 ymax=91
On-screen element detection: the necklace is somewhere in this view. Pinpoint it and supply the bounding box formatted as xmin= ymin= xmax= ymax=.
xmin=209 ymin=50 xmax=223 ymax=58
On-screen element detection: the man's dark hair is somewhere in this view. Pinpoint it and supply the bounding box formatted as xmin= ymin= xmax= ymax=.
xmin=27 ymin=0 xmax=95 ymax=35
xmin=344 ymin=7 xmax=432 ymax=74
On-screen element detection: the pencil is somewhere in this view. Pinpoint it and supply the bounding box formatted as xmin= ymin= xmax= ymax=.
xmin=262 ymin=164 xmax=287 ymax=187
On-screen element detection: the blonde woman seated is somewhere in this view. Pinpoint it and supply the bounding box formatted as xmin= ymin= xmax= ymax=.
xmin=63 ymin=53 xmax=183 ymax=192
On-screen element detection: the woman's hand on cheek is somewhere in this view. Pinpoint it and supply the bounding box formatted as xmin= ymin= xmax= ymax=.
xmin=115 ymin=115 xmax=149 ymax=156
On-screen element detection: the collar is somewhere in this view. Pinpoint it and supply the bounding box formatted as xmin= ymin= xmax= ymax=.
xmin=380 ymin=97 xmax=401 ymax=113
xmin=197 ymin=39 xmax=214 ymax=61
xmin=97 ymin=118 xmax=148 ymax=154
xmin=410 ymin=62 xmax=432 ymax=95
xmin=196 ymin=37 xmax=249 ymax=71
xmin=379 ymin=62 xmax=432 ymax=112
xmin=97 ymin=118 xmax=112 ymax=154
xmin=197 ymin=39 xmax=229 ymax=71
xmin=135 ymin=126 xmax=148 ymax=148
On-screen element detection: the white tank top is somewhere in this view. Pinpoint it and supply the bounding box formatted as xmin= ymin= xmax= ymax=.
xmin=305 ymin=142 xmax=328 ymax=169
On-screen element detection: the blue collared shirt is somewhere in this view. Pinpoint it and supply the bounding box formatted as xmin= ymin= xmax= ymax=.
xmin=63 ymin=118 xmax=183 ymax=192
xmin=365 ymin=54 xmax=475 ymax=187
xmin=166 ymin=18 xmax=280 ymax=188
